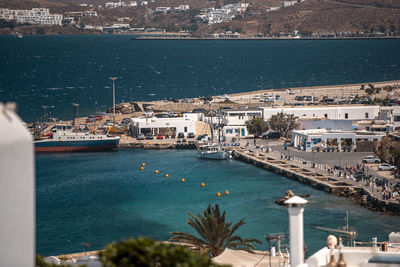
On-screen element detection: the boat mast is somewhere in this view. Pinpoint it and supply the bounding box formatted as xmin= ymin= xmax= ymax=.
xmin=218 ymin=108 xmax=221 ymax=144
xmin=72 ymin=87 xmax=79 ymax=128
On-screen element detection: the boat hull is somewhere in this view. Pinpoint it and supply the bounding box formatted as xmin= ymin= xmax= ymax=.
xmin=35 ymin=138 xmax=120 ymax=153
xmin=199 ymin=150 xmax=228 ymax=160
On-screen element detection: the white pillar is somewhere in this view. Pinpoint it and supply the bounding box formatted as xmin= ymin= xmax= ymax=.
xmin=0 ymin=103 xmax=35 ymax=267
xmin=285 ymin=196 xmax=308 ymax=267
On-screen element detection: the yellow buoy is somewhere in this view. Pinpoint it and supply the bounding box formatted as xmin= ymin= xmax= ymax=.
xmin=201 ymin=182 xmax=205 ymax=187
xmin=181 ymin=178 xmax=185 ymax=182
xmin=225 ymin=190 xmax=229 ymax=195
xmin=216 ymin=192 xmax=221 ymax=197
xmin=155 ymin=170 xmax=159 ymax=174
xmin=140 ymin=166 xmax=144 ymax=171
xmin=165 ymin=174 xmax=169 ymax=178
xmin=142 ymin=163 xmax=146 ymax=166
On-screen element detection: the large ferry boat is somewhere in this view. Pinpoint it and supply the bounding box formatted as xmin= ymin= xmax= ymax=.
xmin=34 ymin=124 xmax=120 ymax=153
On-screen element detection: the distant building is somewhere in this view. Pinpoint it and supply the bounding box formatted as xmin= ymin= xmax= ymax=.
xmin=84 ymin=11 xmax=97 ymax=17
xmin=130 ymin=113 xmax=203 ymax=137
xmin=0 ymin=8 xmax=63 ymax=25
xmin=221 ymin=108 xmax=263 ymax=138
xmin=291 ymin=128 xmax=385 ymax=151
xmin=155 ymin=7 xmax=171 ymax=14
xmin=282 ymin=1 xmax=297 ymax=7
xmin=261 ymin=105 xmax=380 ymax=121
xmin=66 ymin=11 xmax=83 ymax=19
xmin=174 ymin=5 xmax=189 ymax=11
xmin=197 ymin=3 xmax=248 ymax=25
xmin=129 ymin=1 xmax=138 ymax=7
xmin=105 ymin=1 xmax=125 ymax=7
xmin=112 ymin=23 xmax=130 ymax=29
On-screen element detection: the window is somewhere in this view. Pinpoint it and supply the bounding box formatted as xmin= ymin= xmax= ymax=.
xmin=394 ymin=116 xmax=400 ymax=122
xmin=226 ymin=129 xmax=229 ymax=134
xmin=345 ymin=113 xmax=348 ymax=119
xmin=324 ymin=114 xmax=328 ymax=118
xmin=235 ymin=129 xmax=238 ymax=133
xmin=365 ymin=112 xmax=369 ymax=119
xmin=184 ymin=127 xmax=187 ymax=132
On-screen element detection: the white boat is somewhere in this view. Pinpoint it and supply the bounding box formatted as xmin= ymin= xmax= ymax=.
xmin=198 ymin=143 xmax=228 ymax=160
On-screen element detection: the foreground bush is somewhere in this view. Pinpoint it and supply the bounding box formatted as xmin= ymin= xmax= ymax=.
xmin=99 ymin=237 xmax=223 ymax=267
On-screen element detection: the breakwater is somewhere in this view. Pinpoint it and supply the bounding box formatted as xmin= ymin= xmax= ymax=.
xmin=232 ymin=149 xmax=400 ymax=215
xmin=118 ymin=139 xmax=196 ymax=149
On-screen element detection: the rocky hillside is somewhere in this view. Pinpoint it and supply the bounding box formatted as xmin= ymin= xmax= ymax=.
xmin=1 ymin=0 xmax=400 ymax=36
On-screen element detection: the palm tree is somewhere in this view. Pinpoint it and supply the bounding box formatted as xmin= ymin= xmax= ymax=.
xmin=170 ymin=204 xmax=262 ymax=257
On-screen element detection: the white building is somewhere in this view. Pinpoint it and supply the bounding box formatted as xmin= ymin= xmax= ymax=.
xmin=112 ymin=23 xmax=130 ymax=29
xmin=261 ymin=105 xmax=380 ymax=121
xmin=221 ymin=108 xmax=263 ymax=138
xmin=84 ymin=11 xmax=97 ymax=17
xmin=130 ymin=113 xmax=203 ymax=137
xmin=292 ymin=129 xmax=385 ymax=151
xmin=176 ymin=5 xmax=189 ymax=11
xmin=105 ymin=1 xmax=125 ymax=7
xmin=155 ymin=7 xmax=171 ymax=13
xmin=282 ymin=0 xmax=297 ymax=7
xmin=0 ymin=8 xmax=63 ymax=25
xmin=392 ymin=109 xmax=400 ymax=130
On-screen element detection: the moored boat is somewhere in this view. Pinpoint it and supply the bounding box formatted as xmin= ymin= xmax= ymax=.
xmin=198 ymin=143 xmax=228 ymax=160
xmin=34 ymin=124 xmax=120 ymax=153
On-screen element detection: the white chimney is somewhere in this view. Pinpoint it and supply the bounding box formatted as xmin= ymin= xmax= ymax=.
xmin=0 ymin=103 xmax=35 ymax=267
xmin=285 ymin=196 xmax=308 ymax=267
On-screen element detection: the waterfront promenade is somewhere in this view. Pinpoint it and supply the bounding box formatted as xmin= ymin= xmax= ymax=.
xmin=232 ymin=140 xmax=400 ymax=215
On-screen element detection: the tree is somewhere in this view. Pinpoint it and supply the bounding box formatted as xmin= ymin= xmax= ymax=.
xmin=245 ymin=117 xmax=268 ymax=137
xmin=100 ymin=237 xmax=221 ymax=267
xmin=170 ymin=204 xmax=262 ymax=257
xmin=268 ymin=112 xmax=298 ymax=138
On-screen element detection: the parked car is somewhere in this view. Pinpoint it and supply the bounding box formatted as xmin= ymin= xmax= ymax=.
xmin=197 ymin=134 xmax=205 ymax=141
xmin=362 ymin=155 xmax=381 ymax=163
xmin=378 ymin=163 xmax=397 ymax=171
xmin=177 ymin=132 xmax=185 ymax=138
xmin=262 ymin=132 xmax=281 ymax=140
xmin=187 ymin=132 xmax=195 ymax=138
xmin=157 ymin=134 xmax=164 ymax=139
xmin=137 ymin=133 xmax=145 ymax=140
xmin=86 ymin=116 xmax=96 ymax=123
xmin=96 ymin=115 xmax=103 ymax=120
xmin=146 ymin=133 xmax=154 ymax=140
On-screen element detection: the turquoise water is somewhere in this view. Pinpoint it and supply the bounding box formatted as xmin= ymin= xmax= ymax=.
xmin=1 ymin=36 xmax=400 ymax=122
xmin=36 ymin=149 xmax=400 ymax=256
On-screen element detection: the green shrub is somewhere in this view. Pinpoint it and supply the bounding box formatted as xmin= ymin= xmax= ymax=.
xmin=100 ymin=237 xmax=223 ymax=267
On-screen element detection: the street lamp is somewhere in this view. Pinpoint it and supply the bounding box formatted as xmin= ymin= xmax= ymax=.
xmin=109 ymin=77 xmax=118 ymax=124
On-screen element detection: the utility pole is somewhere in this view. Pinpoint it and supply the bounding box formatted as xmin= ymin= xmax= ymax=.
xmin=109 ymin=77 xmax=118 ymax=124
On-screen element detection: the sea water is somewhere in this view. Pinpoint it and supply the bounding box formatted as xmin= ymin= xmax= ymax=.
xmin=1 ymin=35 xmax=400 ymax=122
xmin=36 ymin=149 xmax=400 ymax=256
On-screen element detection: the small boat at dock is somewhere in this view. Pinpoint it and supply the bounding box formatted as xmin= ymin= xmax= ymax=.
xmin=198 ymin=143 xmax=228 ymax=160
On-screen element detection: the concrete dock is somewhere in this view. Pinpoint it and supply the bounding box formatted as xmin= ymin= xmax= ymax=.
xmin=232 ymin=148 xmax=400 ymax=215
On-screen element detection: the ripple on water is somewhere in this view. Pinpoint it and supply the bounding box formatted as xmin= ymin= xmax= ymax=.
xmin=35 ymin=150 xmax=400 ymax=256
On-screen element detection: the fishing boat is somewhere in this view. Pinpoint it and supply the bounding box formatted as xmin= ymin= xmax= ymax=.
xmin=34 ymin=124 xmax=120 ymax=152
xmin=197 ymin=107 xmax=229 ymax=160
xmin=198 ymin=143 xmax=228 ymax=160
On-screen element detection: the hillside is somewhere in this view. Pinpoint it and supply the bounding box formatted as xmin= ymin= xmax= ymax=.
xmin=0 ymin=0 xmax=399 ymax=36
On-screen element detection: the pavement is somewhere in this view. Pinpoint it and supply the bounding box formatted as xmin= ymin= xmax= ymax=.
xmin=236 ymin=138 xmax=399 ymax=185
